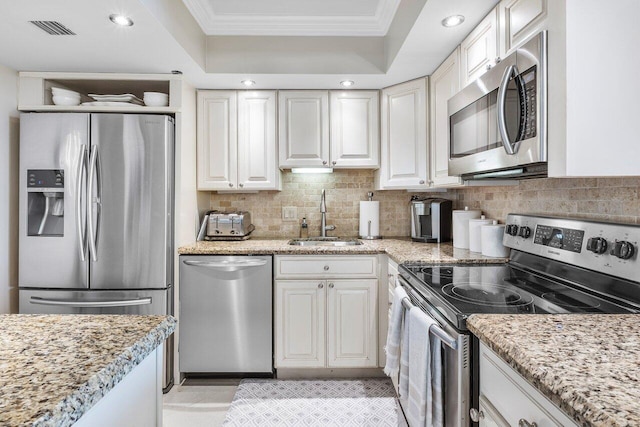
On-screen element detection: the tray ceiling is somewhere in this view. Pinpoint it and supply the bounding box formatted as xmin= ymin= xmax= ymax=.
xmin=182 ymin=0 xmax=401 ymax=36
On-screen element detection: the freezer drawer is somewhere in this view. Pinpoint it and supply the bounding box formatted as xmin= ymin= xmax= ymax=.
xmin=19 ymin=288 xmax=170 ymax=314
xmin=179 ymin=255 xmax=273 ymax=374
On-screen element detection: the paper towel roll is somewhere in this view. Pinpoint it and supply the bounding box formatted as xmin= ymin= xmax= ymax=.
xmin=469 ymin=216 xmax=493 ymax=253
xmin=452 ymin=207 xmax=481 ymax=249
xmin=481 ymin=221 xmax=510 ymax=258
xmin=359 ymin=201 xmax=380 ymax=238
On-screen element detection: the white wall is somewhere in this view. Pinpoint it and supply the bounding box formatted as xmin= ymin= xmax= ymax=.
xmin=0 ymin=64 xmax=19 ymax=313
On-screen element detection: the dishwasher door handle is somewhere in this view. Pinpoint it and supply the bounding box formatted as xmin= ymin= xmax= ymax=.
xmin=182 ymin=259 xmax=268 ymax=271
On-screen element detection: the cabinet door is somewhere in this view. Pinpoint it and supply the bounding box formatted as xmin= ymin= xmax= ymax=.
xmin=460 ymin=8 xmax=499 ymax=88
xmin=499 ymin=0 xmax=548 ymax=57
xmin=197 ymin=91 xmax=237 ymax=190
xmin=327 ymin=279 xmax=378 ymax=368
xmin=376 ymin=78 xmax=428 ymax=190
xmin=278 ymin=91 xmax=329 ymax=168
xmin=275 ymin=280 xmax=326 ymax=368
xmin=237 ymin=91 xmax=281 ymax=190
xmin=429 ymin=48 xmax=464 ymax=188
xmin=329 ymin=91 xmax=380 ymax=168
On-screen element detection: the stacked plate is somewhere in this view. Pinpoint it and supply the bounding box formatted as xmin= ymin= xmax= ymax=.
xmin=82 ymin=93 xmax=144 ymax=107
xmin=52 ymin=87 xmax=81 ymax=106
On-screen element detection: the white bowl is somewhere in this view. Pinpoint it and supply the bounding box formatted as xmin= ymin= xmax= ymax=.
xmin=52 ymin=95 xmax=81 ymax=106
xmin=143 ymin=92 xmax=169 ymax=107
xmin=52 ymin=87 xmax=81 ymax=97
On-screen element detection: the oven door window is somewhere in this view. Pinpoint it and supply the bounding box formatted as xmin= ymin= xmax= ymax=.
xmin=449 ymin=90 xmax=500 ymax=158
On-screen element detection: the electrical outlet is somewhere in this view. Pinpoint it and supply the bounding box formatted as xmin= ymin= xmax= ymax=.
xmin=282 ymin=206 xmax=298 ymax=221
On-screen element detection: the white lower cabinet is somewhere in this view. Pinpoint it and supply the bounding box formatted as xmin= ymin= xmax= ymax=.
xmin=275 ymin=256 xmax=378 ymax=369
xmin=275 ymin=280 xmax=326 ymax=368
xmin=479 ymin=342 xmax=578 ymax=427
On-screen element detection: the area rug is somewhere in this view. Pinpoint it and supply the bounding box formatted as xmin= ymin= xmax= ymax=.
xmin=222 ymin=378 xmax=398 ymax=426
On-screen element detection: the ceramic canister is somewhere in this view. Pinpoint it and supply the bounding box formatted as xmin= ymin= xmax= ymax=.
xmin=468 ymin=215 xmax=493 ymax=253
xmin=481 ymin=221 xmax=510 ymax=258
xmin=452 ymin=207 xmax=481 ymax=249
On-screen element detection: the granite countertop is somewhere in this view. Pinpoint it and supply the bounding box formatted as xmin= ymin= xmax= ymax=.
xmin=0 ymin=314 xmax=176 ymax=427
xmin=467 ymin=314 xmax=640 ymax=427
xmin=178 ymin=238 xmax=507 ymax=264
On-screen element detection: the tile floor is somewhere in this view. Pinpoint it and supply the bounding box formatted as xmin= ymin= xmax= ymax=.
xmin=163 ymin=379 xmax=239 ymax=427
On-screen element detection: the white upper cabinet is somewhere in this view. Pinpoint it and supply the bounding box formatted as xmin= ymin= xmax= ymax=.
xmin=197 ymin=90 xmax=237 ymax=190
xmin=429 ymin=48 xmax=464 ymax=188
xmin=197 ymin=90 xmax=280 ymax=191
xmin=278 ymin=91 xmax=330 ymax=168
xmin=376 ymin=78 xmax=429 ymax=190
xmin=499 ymin=0 xmax=548 ymax=57
xmin=460 ymin=8 xmax=499 ymax=88
xmin=237 ymin=91 xmax=280 ymax=190
xmin=330 ymin=91 xmax=380 ymax=168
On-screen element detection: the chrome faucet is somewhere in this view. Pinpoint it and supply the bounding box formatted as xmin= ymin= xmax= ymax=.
xmin=320 ymin=189 xmax=336 ymax=237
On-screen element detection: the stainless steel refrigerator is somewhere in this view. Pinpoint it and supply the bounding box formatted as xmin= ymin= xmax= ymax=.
xmin=18 ymin=113 xmax=174 ymax=391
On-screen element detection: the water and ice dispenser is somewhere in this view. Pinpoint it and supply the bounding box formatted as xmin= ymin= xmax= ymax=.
xmin=27 ymin=169 xmax=65 ymax=236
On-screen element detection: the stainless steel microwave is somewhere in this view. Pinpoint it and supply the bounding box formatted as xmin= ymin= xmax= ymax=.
xmin=448 ymin=31 xmax=547 ymax=179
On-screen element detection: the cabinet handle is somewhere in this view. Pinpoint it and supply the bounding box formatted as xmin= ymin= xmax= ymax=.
xmin=329 ymin=283 xmax=334 ymax=288
xmin=239 ymin=183 xmax=244 ymax=187
xmin=518 ymin=419 xmax=537 ymax=427
xmin=318 ymin=283 xmax=324 ymax=289
xmin=388 ymin=273 xmax=393 ymax=278
xmin=486 ymin=64 xmax=492 ymax=71
xmin=332 ymin=161 xmax=337 ymax=165
xmin=324 ymin=265 xmax=330 ymax=271
xmin=469 ymin=408 xmax=485 ymax=422
xmin=228 ymin=183 xmax=233 ymax=187
xmin=495 ymin=56 xmax=502 ymax=64
xmin=419 ymin=180 xmax=425 ymax=185
xmin=322 ymin=160 xmax=328 ymax=165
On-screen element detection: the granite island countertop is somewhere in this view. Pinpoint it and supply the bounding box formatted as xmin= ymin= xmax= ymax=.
xmin=0 ymin=314 xmax=176 ymax=427
xmin=178 ymin=238 xmax=507 ymax=264
xmin=467 ymin=314 xmax=640 ymax=427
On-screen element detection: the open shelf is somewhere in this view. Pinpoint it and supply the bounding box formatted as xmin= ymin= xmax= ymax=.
xmin=19 ymin=72 xmax=182 ymax=112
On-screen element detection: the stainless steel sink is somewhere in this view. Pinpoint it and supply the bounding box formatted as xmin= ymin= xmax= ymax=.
xmin=288 ymin=237 xmax=363 ymax=246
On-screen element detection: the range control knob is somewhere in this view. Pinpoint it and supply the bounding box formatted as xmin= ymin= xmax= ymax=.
xmin=610 ymin=240 xmax=635 ymax=260
xmin=506 ymin=224 xmax=519 ymax=236
xmin=586 ymin=237 xmax=608 ymax=254
xmin=518 ymin=226 xmax=532 ymax=238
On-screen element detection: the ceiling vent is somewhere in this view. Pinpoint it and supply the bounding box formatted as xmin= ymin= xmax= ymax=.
xmin=29 ymin=21 xmax=76 ymax=35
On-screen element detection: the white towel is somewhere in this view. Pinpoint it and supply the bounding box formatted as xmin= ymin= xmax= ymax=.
xmin=406 ymin=307 xmax=437 ymax=427
xmin=399 ymin=305 xmax=410 ymax=399
xmin=384 ymin=287 xmax=408 ymax=377
xmin=430 ymin=332 xmax=444 ymax=427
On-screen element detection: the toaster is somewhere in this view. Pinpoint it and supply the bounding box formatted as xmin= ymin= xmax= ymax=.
xmin=204 ymin=210 xmax=254 ymax=238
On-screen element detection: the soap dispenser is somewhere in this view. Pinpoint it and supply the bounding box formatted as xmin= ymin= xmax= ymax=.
xmin=300 ymin=217 xmax=309 ymax=238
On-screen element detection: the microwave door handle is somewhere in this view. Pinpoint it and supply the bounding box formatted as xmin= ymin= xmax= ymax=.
xmin=497 ymin=64 xmax=519 ymax=155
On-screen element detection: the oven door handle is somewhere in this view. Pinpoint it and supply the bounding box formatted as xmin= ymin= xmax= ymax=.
xmin=396 ymin=276 xmax=458 ymax=350
xmin=497 ymin=64 xmax=519 ymax=155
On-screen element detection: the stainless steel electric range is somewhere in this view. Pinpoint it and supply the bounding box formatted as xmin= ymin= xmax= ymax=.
xmin=398 ymin=214 xmax=640 ymax=427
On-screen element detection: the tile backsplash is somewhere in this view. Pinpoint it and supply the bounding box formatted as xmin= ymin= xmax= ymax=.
xmin=208 ymin=172 xmax=640 ymax=238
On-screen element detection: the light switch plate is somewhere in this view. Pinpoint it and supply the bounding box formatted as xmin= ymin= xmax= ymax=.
xmin=282 ymin=206 xmax=298 ymax=221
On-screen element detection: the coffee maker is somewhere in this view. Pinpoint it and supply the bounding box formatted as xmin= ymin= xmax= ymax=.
xmin=410 ymin=196 xmax=452 ymax=243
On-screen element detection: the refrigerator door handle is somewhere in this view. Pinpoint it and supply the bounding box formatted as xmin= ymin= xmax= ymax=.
xmin=87 ymin=147 xmax=100 ymax=262
xmin=76 ymin=144 xmax=88 ymax=261
xmin=29 ymin=296 xmax=152 ymax=307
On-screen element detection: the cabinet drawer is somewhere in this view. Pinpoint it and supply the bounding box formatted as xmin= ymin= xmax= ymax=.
xmin=276 ymin=256 xmax=378 ymax=279
xmin=480 ymin=343 xmax=578 ymax=426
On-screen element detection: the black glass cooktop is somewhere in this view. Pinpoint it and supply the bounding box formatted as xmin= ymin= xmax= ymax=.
xmin=399 ymin=262 xmax=640 ymax=331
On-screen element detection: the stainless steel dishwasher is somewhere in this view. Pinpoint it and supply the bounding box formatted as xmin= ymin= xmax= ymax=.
xmin=179 ymin=255 xmax=273 ymax=375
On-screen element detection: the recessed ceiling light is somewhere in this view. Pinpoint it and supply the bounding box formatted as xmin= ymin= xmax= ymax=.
xmin=109 ymin=14 xmax=134 ymax=27
xmin=441 ymin=15 xmax=465 ymax=28
xmin=241 ymin=80 xmax=256 ymax=87
xmin=340 ymin=80 xmax=355 ymax=88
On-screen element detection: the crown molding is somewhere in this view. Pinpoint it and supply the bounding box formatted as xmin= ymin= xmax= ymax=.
xmin=183 ymin=0 xmax=401 ymax=36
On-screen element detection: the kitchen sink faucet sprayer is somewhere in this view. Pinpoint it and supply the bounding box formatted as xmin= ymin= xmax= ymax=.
xmin=320 ymin=189 xmax=336 ymax=237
